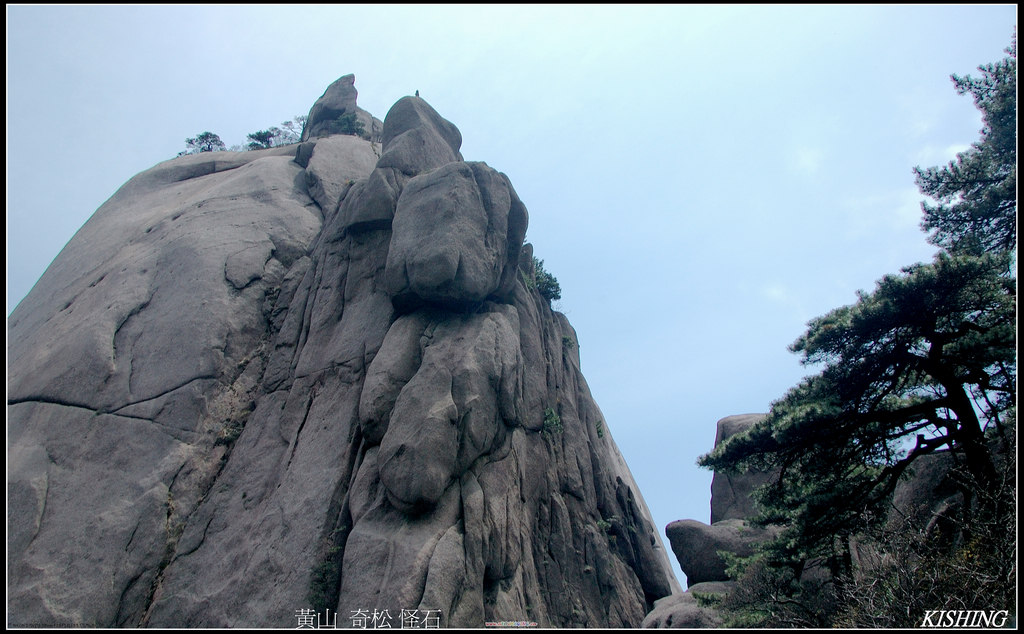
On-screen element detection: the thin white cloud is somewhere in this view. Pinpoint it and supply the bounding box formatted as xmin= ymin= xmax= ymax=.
xmin=759 ymin=283 xmax=790 ymax=302
xmin=791 ymin=146 xmax=825 ymax=174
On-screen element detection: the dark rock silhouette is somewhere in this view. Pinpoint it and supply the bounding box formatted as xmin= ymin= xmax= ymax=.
xmin=7 ymin=75 xmax=678 ymax=628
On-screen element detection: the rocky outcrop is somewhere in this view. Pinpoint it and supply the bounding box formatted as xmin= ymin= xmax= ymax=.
xmin=642 ymin=415 xmax=772 ymax=628
xmin=8 ymin=142 xmax=328 ymax=629
xmin=645 ymin=413 xmax=976 ymax=628
xmin=642 ymin=582 xmax=730 ymax=629
xmin=303 ymin=135 xmax=380 ymax=214
xmin=384 ymin=161 xmax=527 ymax=311
xmin=666 ymin=518 xmax=775 ymax=586
xmin=658 ymin=414 xmax=773 ymax=594
xmin=301 ymin=73 xmax=383 ymax=142
xmin=709 ymin=414 xmax=775 ymax=523
xmin=7 ymin=76 xmax=678 ymax=628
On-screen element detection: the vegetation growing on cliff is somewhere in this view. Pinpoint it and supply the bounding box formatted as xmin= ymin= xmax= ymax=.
xmin=533 ymin=257 xmax=562 ymax=302
xmin=180 ymin=115 xmax=309 ymax=155
xmin=323 ymin=112 xmax=366 ymax=138
xmin=181 ymin=131 xmax=226 ymax=154
xmin=700 ymin=36 xmax=1017 ymax=627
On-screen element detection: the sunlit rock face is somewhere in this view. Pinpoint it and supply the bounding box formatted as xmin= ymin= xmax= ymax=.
xmin=7 ymin=75 xmax=679 ymax=629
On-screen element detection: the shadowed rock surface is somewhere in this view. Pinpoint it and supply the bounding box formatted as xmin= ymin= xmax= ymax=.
xmin=7 ymin=77 xmax=679 ymax=628
xmin=642 ymin=582 xmax=730 ymax=629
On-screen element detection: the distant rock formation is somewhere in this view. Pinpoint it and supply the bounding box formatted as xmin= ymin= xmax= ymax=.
xmin=708 ymin=414 xmax=775 ymax=523
xmin=301 ymin=73 xmax=383 ymax=142
xmin=642 ymin=414 xmax=772 ymax=628
xmin=7 ymin=75 xmax=679 ymax=628
xmin=644 ymin=413 xmax=974 ymax=628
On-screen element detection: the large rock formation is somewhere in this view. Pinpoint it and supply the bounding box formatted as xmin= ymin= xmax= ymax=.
xmin=8 ymin=76 xmax=679 ymax=628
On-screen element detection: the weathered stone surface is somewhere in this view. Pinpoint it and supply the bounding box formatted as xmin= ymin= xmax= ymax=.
xmin=8 ymin=77 xmax=678 ymax=629
xmin=369 ymin=306 xmax=521 ymax=513
xmin=332 ymin=167 xmax=407 ymax=237
xmin=301 ymin=73 xmax=382 ymax=142
xmin=710 ymin=414 xmax=774 ymax=523
xmin=6 ymin=144 xmax=337 ymax=627
xmin=385 ymin=161 xmax=528 ymax=311
xmin=304 ymin=134 xmax=380 ymax=213
xmin=666 ymin=519 xmax=774 ymax=586
xmin=8 ymin=146 xmax=323 ymax=419
xmin=641 ymin=589 xmax=726 ymax=628
xmin=7 ymin=403 xmax=185 ymax=627
xmin=377 ymin=96 xmax=463 ymax=175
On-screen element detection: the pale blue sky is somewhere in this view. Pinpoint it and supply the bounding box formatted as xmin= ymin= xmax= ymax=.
xmin=7 ymin=5 xmax=1017 ymax=588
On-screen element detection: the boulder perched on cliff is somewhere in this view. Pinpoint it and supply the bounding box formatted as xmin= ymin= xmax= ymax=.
xmin=332 ymin=95 xmax=464 ymax=239
xmin=378 ymin=95 xmax=463 ymax=174
xmin=666 ymin=519 xmax=775 ymax=585
xmin=7 ymin=75 xmax=678 ymax=628
xmin=656 ymin=414 xmax=776 ymax=592
xmin=640 ymin=414 xmax=778 ymax=627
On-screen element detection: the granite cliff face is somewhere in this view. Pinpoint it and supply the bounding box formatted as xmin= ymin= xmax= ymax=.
xmin=7 ymin=76 xmax=679 ymax=628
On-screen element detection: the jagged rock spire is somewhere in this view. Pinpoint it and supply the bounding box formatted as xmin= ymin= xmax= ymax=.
xmin=301 ymin=73 xmax=383 ymax=142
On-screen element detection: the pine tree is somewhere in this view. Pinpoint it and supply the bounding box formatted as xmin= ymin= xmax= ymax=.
xmin=698 ymin=37 xmax=1017 ymax=626
xmin=914 ymin=35 xmax=1017 ymax=257
xmin=183 ymin=131 xmax=226 ymax=154
xmin=246 ymin=128 xmax=279 ymax=150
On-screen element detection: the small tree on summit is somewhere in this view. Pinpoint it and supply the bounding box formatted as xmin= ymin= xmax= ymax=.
xmin=246 ymin=116 xmax=308 ymax=150
xmin=246 ymin=128 xmax=280 ymax=150
xmin=277 ymin=115 xmax=307 ymax=145
xmin=182 ymin=131 xmax=226 ymax=154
